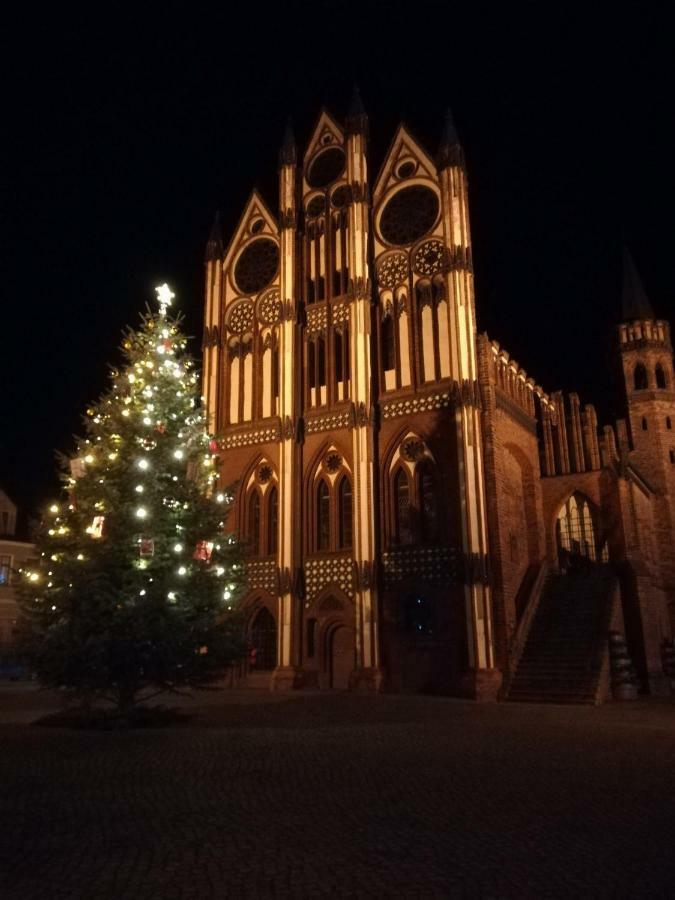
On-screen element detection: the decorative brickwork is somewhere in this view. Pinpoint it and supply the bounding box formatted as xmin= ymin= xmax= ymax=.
xmin=304 ymin=555 xmax=354 ymax=603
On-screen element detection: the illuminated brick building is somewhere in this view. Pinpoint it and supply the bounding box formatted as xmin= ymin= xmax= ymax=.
xmin=202 ymin=93 xmax=674 ymax=700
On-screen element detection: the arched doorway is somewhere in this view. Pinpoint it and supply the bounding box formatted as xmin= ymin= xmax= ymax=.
xmin=327 ymin=624 xmax=353 ymax=690
xmin=555 ymin=493 xmax=607 ymax=564
xmin=250 ymin=607 xmax=277 ymax=671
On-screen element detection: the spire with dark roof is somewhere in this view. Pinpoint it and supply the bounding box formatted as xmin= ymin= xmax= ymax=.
xmin=622 ymin=247 xmax=654 ymax=321
xmin=279 ymin=118 xmax=296 ymax=166
xmin=345 ymin=85 xmax=368 ymax=136
xmin=204 ymin=211 xmax=223 ymax=263
xmin=437 ymin=107 xmax=464 ymax=169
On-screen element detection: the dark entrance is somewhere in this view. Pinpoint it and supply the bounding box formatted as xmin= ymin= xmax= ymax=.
xmin=250 ymin=607 xmax=277 ymax=670
xmin=328 ymin=624 xmax=352 ymax=690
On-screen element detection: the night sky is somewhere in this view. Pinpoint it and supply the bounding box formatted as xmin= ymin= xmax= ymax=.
xmin=3 ymin=2 xmax=674 ymax=520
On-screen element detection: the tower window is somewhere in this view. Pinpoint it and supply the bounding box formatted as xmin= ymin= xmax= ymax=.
xmin=642 ymin=417 xmax=648 ymax=431
xmin=667 ymin=417 xmax=672 ymax=430
xmin=655 ymin=364 xmax=667 ymax=389
xmin=634 ymin=363 xmax=648 ymax=390
xmin=670 ymin=450 xmax=675 ymax=464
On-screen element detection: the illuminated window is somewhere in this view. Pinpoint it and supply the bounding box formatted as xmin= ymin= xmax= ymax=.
xmin=0 ymin=555 xmax=11 ymax=585
xmin=556 ymin=494 xmax=605 ymax=561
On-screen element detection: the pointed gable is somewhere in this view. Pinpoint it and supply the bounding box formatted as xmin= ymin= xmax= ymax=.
xmin=303 ymin=108 xmax=345 ymax=164
xmin=372 ymin=124 xmax=437 ymax=202
xmin=221 ymin=190 xmax=278 ymax=274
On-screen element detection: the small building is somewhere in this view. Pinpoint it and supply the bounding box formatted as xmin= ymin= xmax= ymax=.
xmin=0 ymin=489 xmax=37 ymax=669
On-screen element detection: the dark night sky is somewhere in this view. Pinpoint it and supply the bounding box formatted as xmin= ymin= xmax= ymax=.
xmin=3 ymin=2 xmax=674 ymax=519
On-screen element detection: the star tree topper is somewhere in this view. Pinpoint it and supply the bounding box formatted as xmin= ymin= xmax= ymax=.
xmin=155 ymin=282 xmax=175 ymax=317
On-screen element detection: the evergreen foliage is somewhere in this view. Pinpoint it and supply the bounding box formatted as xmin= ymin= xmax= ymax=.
xmin=20 ymin=290 xmax=246 ymax=712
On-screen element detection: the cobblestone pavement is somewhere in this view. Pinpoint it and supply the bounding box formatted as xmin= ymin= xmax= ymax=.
xmin=1 ymin=687 xmax=674 ymax=898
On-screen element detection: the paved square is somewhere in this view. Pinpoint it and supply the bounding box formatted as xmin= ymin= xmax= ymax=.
xmin=1 ymin=687 xmax=674 ymax=897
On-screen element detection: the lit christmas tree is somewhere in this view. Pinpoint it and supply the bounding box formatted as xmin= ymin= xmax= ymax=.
xmin=21 ymin=284 xmax=245 ymax=715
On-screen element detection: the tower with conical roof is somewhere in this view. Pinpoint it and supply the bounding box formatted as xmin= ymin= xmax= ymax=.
xmin=617 ymin=248 xmax=675 ymax=651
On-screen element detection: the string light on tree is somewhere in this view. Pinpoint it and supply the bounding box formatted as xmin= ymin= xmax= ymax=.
xmin=20 ymin=284 xmax=246 ymax=716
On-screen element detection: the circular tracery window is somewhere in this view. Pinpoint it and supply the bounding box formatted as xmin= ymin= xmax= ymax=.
xmin=227 ymin=300 xmax=255 ymax=335
xmin=234 ymin=238 xmax=279 ymax=295
xmin=331 ymin=185 xmax=351 ymax=208
xmin=379 ymin=186 xmax=440 ymax=247
xmin=307 ymin=147 xmax=346 ymax=189
xmin=306 ymin=195 xmax=326 ymax=217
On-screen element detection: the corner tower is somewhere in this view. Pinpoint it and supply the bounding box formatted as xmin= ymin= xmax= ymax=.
xmin=617 ymin=248 xmax=675 ymax=626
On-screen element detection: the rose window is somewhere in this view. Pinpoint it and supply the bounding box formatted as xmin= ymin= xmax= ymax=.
xmin=379 ymin=186 xmax=439 ymax=247
xmin=413 ymin=240 xmax=446 ymax=277
xmin=227 ymin=300 xmax=255 ymax=335
xmin=307 ymin=148 xmax=346 ymax=189
xmin=377 ymin=253 xmax=408 ymax=289
xmin=258 ymin=289 xmax=282 ymax=325
xmin=234 ymin=238 xmax=279 ymax=295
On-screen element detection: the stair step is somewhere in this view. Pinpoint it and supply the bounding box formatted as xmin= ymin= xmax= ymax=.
xmin=506 ymin=568 xmax=615 ymax=704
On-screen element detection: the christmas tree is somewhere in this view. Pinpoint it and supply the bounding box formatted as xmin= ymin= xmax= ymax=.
xmin=21 ymin=284 xmax=245 ymax=715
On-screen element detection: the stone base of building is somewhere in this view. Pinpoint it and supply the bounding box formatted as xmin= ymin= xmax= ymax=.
xmin=270 ymin=666 xmax=305 ymax=691
xmin=460 ymin=667 xmax=503 ymax=702
xmin=647 ymin=671 xmax=673 ymax=697
xmin=349 ymin=666 xmax=386 ymax=693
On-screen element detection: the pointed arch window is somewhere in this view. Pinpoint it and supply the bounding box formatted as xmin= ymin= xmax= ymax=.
xmin=382 ymin=314 xmax=395 ymax=372
xmin=317 ymin=480 xmax=331 ymax=551
xmin=417 ymin=460 xmax=438 ymax=543
xmin=338 ymin=476 xmax=353 ymax=549
xmin=317 ymin=335 xmax=326 ymax=386
xmin=394 ymin=468 xmax=413 ymax=545
xmin=308 ymin=341 xmax=316 ymax=389
xmin=248 ymin=491 xmax=261 ymax=556
xmin=655 ymin=363 xmax=667 ymax=389
xmin=634 ymin=363 xmax=648 ymax=390
xmin=267 ymin=486 xmax=278 ymax=555
xmin=556 ymin=493 xmax=605 ymax=562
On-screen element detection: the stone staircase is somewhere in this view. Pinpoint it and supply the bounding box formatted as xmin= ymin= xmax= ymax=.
xmin=507 ymin=567 xmax=616 ymax=704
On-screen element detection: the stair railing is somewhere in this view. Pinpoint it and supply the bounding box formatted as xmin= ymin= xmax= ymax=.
xmin=502 ymin=559 xmax=549 ymax=697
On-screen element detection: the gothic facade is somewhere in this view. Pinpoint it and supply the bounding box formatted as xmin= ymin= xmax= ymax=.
xmin=202 ymin=96 xmax=675 ymax=700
